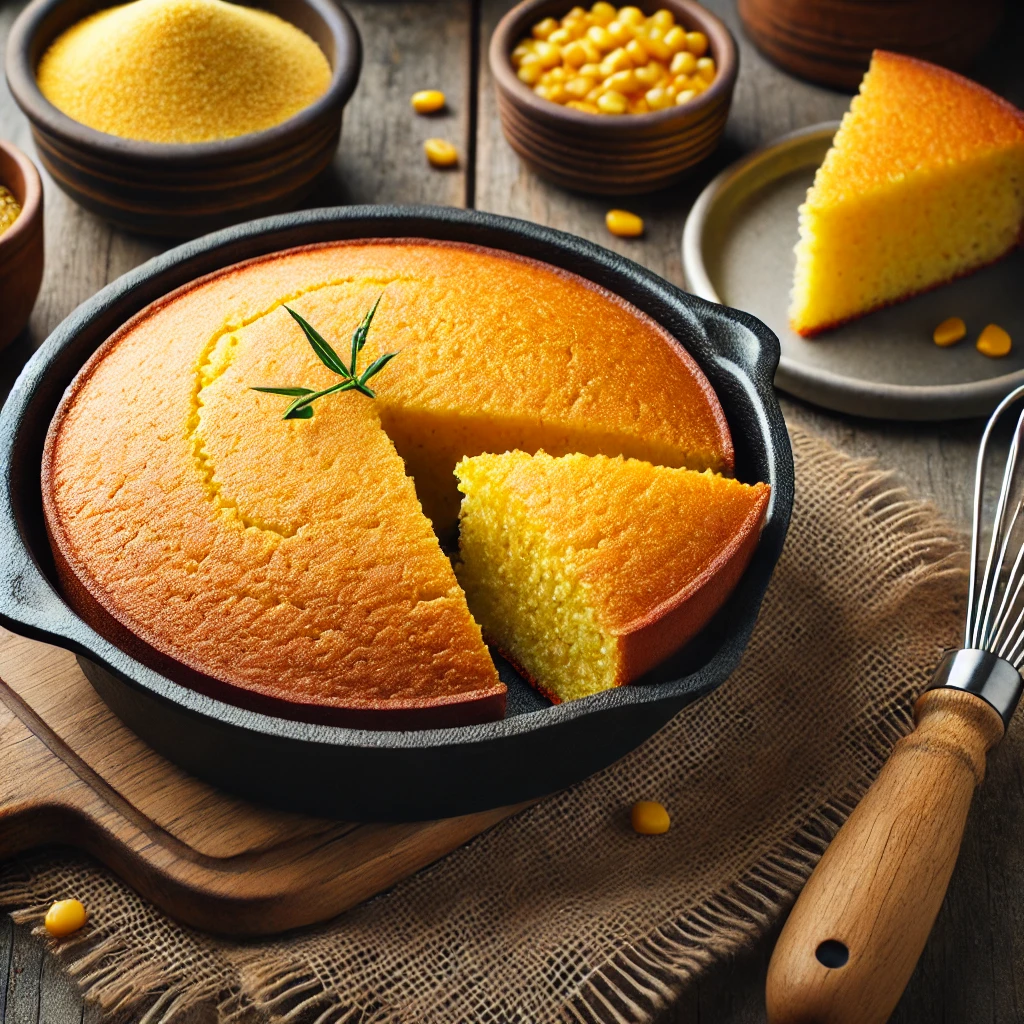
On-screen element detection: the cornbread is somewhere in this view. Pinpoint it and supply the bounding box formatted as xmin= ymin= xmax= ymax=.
xmin=36 ymin=0 xmax=332 ymax=144
xmin=454 ymin=451 xmax=769 ymax=703
xmin=0 ymin=186 xmax=20 ymax=235
xmin=44 ymin=240 xmax=734 ymax=727
xmin=791 ymin=51 xmax=1024 ymax=337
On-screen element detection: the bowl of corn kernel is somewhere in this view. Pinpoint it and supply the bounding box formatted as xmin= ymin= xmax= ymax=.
xmin=0 ymin=140 xmax=43 ymax=349
xmin=6 ymin=0 xmax=361 ymax=237
xmin=490 ymin=0 xmax=737 ymax=194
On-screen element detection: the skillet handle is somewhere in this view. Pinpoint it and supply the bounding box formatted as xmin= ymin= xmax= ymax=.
xmin=765 ymin=687 xmax=1004 ymax=1024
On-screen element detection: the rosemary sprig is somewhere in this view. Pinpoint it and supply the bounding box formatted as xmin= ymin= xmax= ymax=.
xmin=251 ymin=295 xmax=397 ymax=419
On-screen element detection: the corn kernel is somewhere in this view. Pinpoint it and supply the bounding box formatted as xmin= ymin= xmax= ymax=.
xmin=586 ymin=24 xmax=615 ymax=51
xmin=563 ymin=6 xmax=587 ymax=21
xmin=685 ymin=31 xmax=708 ymax=56
xmin=424 ymin=138 xmax=458 ymax=167
xmin=634 ymin=62 xmax=664 ymax=87
xmin=648 ymin=8 xmax=675 ymax=29
xmin=549 ymin=65 xmax=570 ymax=81
xmin=596 ymin=89 xmax=628 ymax=114
xmin=624 ymin=38 xmax=649 ymax=65
xmin=562 ymin=40 xmax=589 ymax=67
xmin=696 ymin=56 xmax=716 ymax=81
xmin=565 ymin=74 xmax=596 ymax=98
xmin=581 ymin=38 xmax=603 ymax=62
xmin=511 ymin=41 xmax=534 ymax=67
xmin=617 ymin=5 xmax=645 ymax=25
xmin=532 ymin=16 xmax=559 ymax=39
xmin=548 ymin=27 xmax=573 ymax=45
xmin=566 ymin=99 xmax=600 ymax=113
xmin=932 ymin=317 xmax=967 ymax=347
xmin=977 ymin=323 xmax=1012 ymax=358
xmin=675 ymin=88 xmax=697 ymax=105
xmin=645 ymin=86 xmax=672 ymax=110
xmin=606 ymin=208 xmax=645 ymax=236
xmin=631 ymin=799 xmax=669 ymax=833
xmin=411 ymin=89 xmax=445 ymax=115
xmin=688 ymin=75 xmax=708 ymax=93
xmin=604 ymin=69 xmax=637 ymax=93
xmin=517 ymin=62 xmax=543 ymax=85
xmin=535 ymin=41 xmax=562 ymax=67
xmin=662 ymin=25 xmax=687 ymax=53
xmin=579 ymin=61 xmax=603 ymax=77
xmin=606 ymin=19 xmax=633 ymax=45
xmin=670 ymin=50 xmax=697 ymax=75
xmin=628 ymin=97 xmax=649 ymax=114
xmin=641 ymin=29 xmax=672 ymax=61
xmin=599 ymin=47 xmax=633 ymax=75
xmin=44 ymin=899 xmax=87 ymax=939
xmin=539 ymin=82 xmax=569 ymax=103
xmin=589 ymin=1 xmax=617 ymax=25
xmin=585 ymin=85 xmax=603 ymax=103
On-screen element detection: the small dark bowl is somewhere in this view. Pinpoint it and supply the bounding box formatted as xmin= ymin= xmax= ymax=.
xmin=0 ymin=141 xmax=43 ymax=349
xmin=5 ymin=0 xmax=360 ymax=238
xmin=490 ymin=0 xmax=738 ymax=195
xmin=0 ymin=206 xmax=792 ymax=821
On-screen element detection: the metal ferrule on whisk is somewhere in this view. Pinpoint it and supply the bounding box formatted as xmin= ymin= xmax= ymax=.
xmin=929 ymin=649 xmax=1023 ymax=729
xmin=928 ymin=383 xmax=1024 ymax=731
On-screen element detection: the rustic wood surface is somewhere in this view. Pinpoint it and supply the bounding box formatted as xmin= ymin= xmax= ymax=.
xmin=0 ymin=0 xmax=1022 ymax=1018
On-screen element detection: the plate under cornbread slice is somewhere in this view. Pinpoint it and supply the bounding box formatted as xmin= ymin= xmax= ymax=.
xmin=454 ymin=451 xmax=770 ymax=703
xmin=43 ymin=239 xmax=737 ymax=729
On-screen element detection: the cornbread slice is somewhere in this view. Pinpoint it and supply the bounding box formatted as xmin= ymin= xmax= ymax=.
xmin=790 ymin=51 xmax=1024 ymax=337
xmin=43 ymin=240 xmax=733 ymax=728
xmin=454 ymin=452 xmax=770 ymax=703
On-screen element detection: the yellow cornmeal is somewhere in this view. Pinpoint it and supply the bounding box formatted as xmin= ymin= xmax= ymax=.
xmin=0 ymin=187 xmax=21 ymax=236
xmin=37 ymin=0 xmax=332 ymax=144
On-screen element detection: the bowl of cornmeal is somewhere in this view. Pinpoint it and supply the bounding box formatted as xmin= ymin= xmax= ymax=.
xmin=5 ymin=0 xmax=361 ymax=236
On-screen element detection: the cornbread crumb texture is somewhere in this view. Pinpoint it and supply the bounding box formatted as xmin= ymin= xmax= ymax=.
xmin=455 ymin=451 xmax=769 ymax=703
xmin=791 ymin=51 xmax=1024 ymax=337
xmin=47 ymin=241 xmax=732 ymax=717
xmin=36 ymin=0 xmax=331 ymax=144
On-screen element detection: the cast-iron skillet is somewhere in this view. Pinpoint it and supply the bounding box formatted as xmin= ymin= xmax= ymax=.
xmin=0 ymin=206 xmax=793 ymax=821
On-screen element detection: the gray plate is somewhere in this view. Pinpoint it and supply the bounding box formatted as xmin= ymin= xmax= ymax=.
xmin=682 ymin=122 xmax=1024 ymax=420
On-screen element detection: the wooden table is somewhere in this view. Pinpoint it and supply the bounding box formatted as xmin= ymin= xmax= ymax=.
xmin=1 ymin=1 xmax=1022 ymax=1020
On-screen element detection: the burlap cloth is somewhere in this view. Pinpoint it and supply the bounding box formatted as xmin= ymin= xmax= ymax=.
xmin=0 ymin=424 xmax=967 ymax=1024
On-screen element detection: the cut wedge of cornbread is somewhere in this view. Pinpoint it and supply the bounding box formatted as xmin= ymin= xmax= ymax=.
xmin=790 ymin=51 xmax=1024 ymax=337
xmin=454 ymin=451 xmax=770 ymax=703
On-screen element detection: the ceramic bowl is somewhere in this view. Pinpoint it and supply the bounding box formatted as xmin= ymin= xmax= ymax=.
xmin=0 ymin=205 xmax=792 ymax=821
xmin=0 ymin=140 xmax=43 ymax=349
xmin=737 ymin=0 xmax=1004 ymax=90
xmin=489 ymin=0 xmax=738 ymax=195
xmin=5 ymin=0 xmax=361 ymax=237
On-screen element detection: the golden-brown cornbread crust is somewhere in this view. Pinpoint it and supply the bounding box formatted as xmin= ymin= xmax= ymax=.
xmin=43 ymin=239 xmax=734 ymax=727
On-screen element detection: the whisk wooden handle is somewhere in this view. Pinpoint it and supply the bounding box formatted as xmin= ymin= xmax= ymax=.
xmin=765 ymin=687 xmax=1005 ymax=1024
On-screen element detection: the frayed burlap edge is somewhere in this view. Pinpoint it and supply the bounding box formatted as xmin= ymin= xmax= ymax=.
xmin=0 ymin=424 xmax=968 ymax=1024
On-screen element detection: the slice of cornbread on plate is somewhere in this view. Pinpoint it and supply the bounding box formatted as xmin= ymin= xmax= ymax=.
xmin=790 ymin=50 xmax=1024 ymax=338
xmin=454 ymin=451 xmax=770 ymax=703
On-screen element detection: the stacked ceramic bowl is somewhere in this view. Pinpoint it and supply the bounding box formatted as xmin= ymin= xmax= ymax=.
xmin=490 ymin=0 xmax=737 ymax=195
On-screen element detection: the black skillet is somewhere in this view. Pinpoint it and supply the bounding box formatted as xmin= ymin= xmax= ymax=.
xmin=0 ymin=206 xmax=793 ymax=821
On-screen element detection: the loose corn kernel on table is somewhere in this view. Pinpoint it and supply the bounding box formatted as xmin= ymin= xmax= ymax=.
xmin=0 ymin=0 xmax=1022 ymax=1020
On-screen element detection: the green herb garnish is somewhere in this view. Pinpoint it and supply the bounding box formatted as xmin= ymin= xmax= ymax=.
xmin=251 ymin=295 xmax=397 ymax=419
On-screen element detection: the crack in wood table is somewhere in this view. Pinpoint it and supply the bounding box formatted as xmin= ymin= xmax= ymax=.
xmin=0 ymin=0 xmax=1022 ymax=1019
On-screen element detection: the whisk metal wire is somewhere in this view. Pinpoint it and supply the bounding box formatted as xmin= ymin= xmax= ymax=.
xmin=968 ymin=382 xmax=1024 ymax=665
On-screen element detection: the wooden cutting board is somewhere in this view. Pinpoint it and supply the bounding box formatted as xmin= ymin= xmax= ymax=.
xmin=0 ymin=628 xmax=522 ymax=936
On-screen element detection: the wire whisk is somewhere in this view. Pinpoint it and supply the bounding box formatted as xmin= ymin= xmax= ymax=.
xmin=968 ymin=381 xmax=1024 ymax=666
